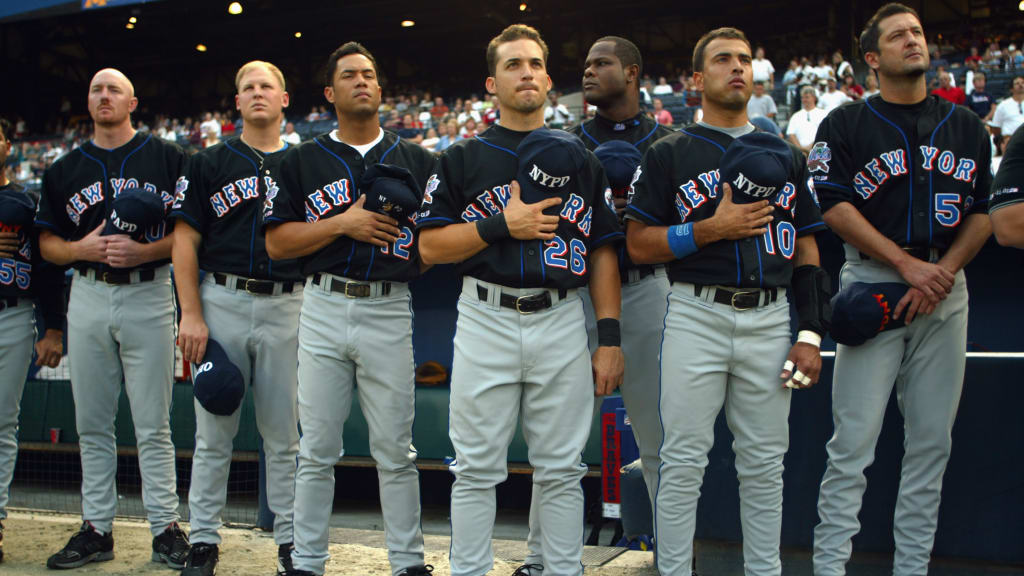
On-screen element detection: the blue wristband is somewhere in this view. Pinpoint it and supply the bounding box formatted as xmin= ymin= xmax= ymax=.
xmin=667 ymin=223 xmax=698 ymax=259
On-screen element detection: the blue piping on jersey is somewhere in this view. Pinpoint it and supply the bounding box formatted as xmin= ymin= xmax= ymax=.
xmin=313 ymin=139 xmax=356 ymax=184
xmin=634 ymin=122 xmax=660 ymax=146
xmin=624 ymin=205 xmax=664 ymax=225
xmin=538 ymin=240 xmax=545 ymax=283
xmin=680 ymin=129 xmax=726 ymax=153
xmin=813 ymin=181 xmax=853 ymax=193
xmin=863 ymin=98 xmax=914 ymax=245
xmin=342 ymin=242 xmax=357 ymax=277
xmin=365 ymin=245 xmax=376 ymax=281
xmin=168 ymin=211 xmax=202 ymax=232
xmin=755 ymin=235 xmax=764 ymax=287
xmin=223 ymin=140 xmax=262 ymax=276
xmin=580 ymin=123 xmax=601 ymax=147
xmin=416 ymin=216 xmax=455 ymax=224
xmin=734 ymin=242 xmax=741 ymax=285
xmin=378 ymin=135 xmax=401 ymax=162
xmin=797 ymin=222 xmax=827 ymax=233
xmin=927 ymin=104 xmax=956 ymax=245
xmin=582 ymin=120 xmax=659 ymax=148
xmin=117 ymin=134 xmax=152 ymax=186
xmin=475 ymin=135 xmax=519 ymax=158
xmin=594 ymin=231 xmax=624 ymax=244
xmin=519 ymin=242 xmax=525 ymax=287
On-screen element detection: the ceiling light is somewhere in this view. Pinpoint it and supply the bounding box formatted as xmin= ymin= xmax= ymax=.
xmin=294 ymin=31 xmax=302 ymax=38
xmin=196 ymin=44 xmax=208 ymax=52
xmin=519 ymin=3 xmax=527 ymax=11
xmin=228 ymin=2 xmax=243 ymax=15
xmin=401 ymin=20 xmax=415 ymax=27
xmin=125 ymin=23 xmax=134 ymax=29
xmin=128 ymin=16 xmax=137 ymax=23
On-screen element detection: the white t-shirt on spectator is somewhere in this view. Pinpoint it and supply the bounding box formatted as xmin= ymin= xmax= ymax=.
xmin=813 ymin=65 xmax=835 ymax=82
xmin=752 ymin=58 xmax=775 ymax=84
xmin=747 ymin=94 xmax=778 ymax=119
xmin=200 ymin=119 xmax=222 ymax=138
xmin=786 ymin=107 xmax=828 ymax=149
xmin=652 ymin=84 xmax=674 ymax=95
xmin=283 ymin=132 xmax=301 ymax=145
xmin=544 ymin=104 xmax=574 ymax=126
xmin=457 ymin=110 xmax=481 ymax=125
xmin=836 ymin=60 xmax=853 ymax=80
xmin=990 ymin=97 xmax=1024 ymax=135
xmin=818 ymin=89 xmax=852 ymax=113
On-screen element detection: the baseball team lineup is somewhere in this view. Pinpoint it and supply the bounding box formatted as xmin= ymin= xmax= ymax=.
xmin=0 ymin=1 xmax=1018 ymax=575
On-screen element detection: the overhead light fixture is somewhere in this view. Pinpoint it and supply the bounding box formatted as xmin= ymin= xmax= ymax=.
xmin=128 ymin=16 xmax=137 ymax=23
xmin=1019 ymin=0 xmax=1023 ymax=10
xmin=294 ymin=31 xmax=302 ymax=38
xmin=196 ymin=44 xmax=208 ymax=52
xmin=126 ymin=23 xmax=134 ymax=29
xmin=519 ymin=3 xmax=527 ymax=11
xmin=228 ymin=2 xmax=243 ymax=15
xmin=401 ymin=20 xmax=415 ymax=27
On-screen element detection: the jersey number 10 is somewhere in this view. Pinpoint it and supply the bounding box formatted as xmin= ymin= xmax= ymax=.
xmin=762 ymin=221 xmax=796 ymax=260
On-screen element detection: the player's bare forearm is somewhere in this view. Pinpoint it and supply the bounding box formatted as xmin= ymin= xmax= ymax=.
xmin=991 ymin=204 xmax=1024 ymax=248
xmin=39 ymin=230 xmax=84 ymax=266
xmin=418 ymin=224 xmax=488 ymax=265
xmin=265 ymin=219 xmax=338 ymax=260
xmin=170 ymin=222 xmax=203 ymax=317
xmin=823 ymin=202 xmax=907 ymax=267
xmin=587 ymin=244 xmax=621 ymax=320
xmin=138 ymin=234 xmax=173 ymax=263
xmin=794 ymin=234 xmax=822 ymax=267
xmin=937 ymin=213 xmax=991 ymax=273
xmin=626 ymin=219 xmax=674 ymax=264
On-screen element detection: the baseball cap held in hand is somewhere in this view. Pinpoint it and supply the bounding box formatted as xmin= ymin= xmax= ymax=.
xmin=719 ymin=132 xmax=792 ymax=203
xmin=193 ymin=339 xmax=245 ymax=416
xmin=516 ymin=128 xmax=588 ymax=212
xmin=102 ymin=187 xmax=166 ymax=238
xmin=361 ymin=164 xmax=421 ymax=225
xmin=829 ymin=282 xmax=909 ymax=346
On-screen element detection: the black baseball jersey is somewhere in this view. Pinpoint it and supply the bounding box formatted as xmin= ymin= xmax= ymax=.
xmin=572 ymin=112 xmax=674 ymax=282
xmin=626 ymin=124 xmax=825 ymax=289
xmin=263 ymin=130 xmax=435 ymax=281
xmin=990 ymin=126 xmax=1024 ymax=213
xmin=811 ymin=95 xmax=991 ymax=252
xmin=415 ymin=124 xmax=623 ymax=289
xmin=36 ymin=132 xmax=185 ymax=272
xmin=169 ymin=137 xmax=301 ymax=281
xmin=1 ymin=183 xmax=65 ymax=329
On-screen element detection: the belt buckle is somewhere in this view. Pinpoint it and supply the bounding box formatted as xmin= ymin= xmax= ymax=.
xmin=343 ymin=281 xmax=369 ymax=298
xmin=244 ymin=278 xmax=262 ymax=294
xmin=101 ymin=271 xmax=115 ymax=284
xmin=515 ymin=294 xmax=535 ymax=314
xmin=730 ymin=290 xmax=758 ymax=311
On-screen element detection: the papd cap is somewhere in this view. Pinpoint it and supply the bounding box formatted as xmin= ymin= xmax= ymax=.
xmin=719 ymin=132 xmax=792 ymax=204
xmin=102 ymin=187 xmax=166 ymax=238
xmin=360 ymin=164 xmax=421 ymax=224
xmin=594 ymin=140 xmax=642 ymax=194
xmin=0 ymin=189 xmax=36 ymax=230
xmin=192 ymin=339 xmax=245 ymax=416
xmin=829 ymin=282 xmax=909 ymax=346
xmin=516 ymin=128 xmax=588 ymax=209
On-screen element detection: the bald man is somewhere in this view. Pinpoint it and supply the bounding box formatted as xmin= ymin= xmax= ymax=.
xmin=36 ymin=68 xmax=189 ymax=569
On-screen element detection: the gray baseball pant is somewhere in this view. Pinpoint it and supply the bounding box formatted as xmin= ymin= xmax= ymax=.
xmin=0 ymin=302 xmax=35 ymax=521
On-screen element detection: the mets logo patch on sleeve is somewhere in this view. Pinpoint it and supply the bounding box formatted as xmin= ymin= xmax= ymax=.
xmin=807 ymin=142 xmax=832 ymax=174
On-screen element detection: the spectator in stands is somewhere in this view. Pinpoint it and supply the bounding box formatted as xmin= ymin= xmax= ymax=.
xmin=651 ymin=97 xmax=673 ymax=125
xmin=682 ymin=77 xmax=701 ymax=106
xmin=932 ymin=71 xmax=965 ymax=105
xmin=460 ymin=117 xmax=479 ymax=139
xmin=965 ymin=45 xmax=982 ymax=67
xmin=1010 ymin=45 xmax=1023 ymax=69
xmin=863 ymin=72 xmax=880 ymax=97
xmin=639 ymin=79 xmax=653 ymax=107
xmin=383 ymin=109 xmax=402 ymax=131
xmin=652 ymin=76 xmax=673 ymax=96
xmin=397 ymin=112 xmax=422 ymax=139
xmin=984 ymin=41 xmax=1004 ymax=70
xmin=420 ymin=127 xmax=439 ymax=150
xmin=430 ymin=96 xmax=449 ymax=121
xmin=691 ymin=106 xmax=703 ymax=123
xmin=456 ymin=100 xmax=480 ymax=126
xmin=833 ymin=50 xmax=853 ymax=80
xmin=283 ymin=121 xmax=301 ymax=145
xmin=964 ymin=58 xmax=980 ymax=95
xmin=746 ymin=81 xmax=777 ymax=119
xmin=544 ymin=91 xmax=574 ymax=128
xmin=751 ymin=115 xmax=783 ymax=137
xmin=199 ymin=112 xmax=221 ymax=140
xmin=813 ymin=55 xmax=834 ymax=82
xmin=840 ymin=73 xmax=864 ymax=100
xmin=482 ymin=95 xmax=499 ymax=125
xmin=786 ymin=86 xmax=826 ymax=154
xmin=437 ymin=119 xmax=460 ymax=151
xmin=752 ymin=46 xmax=775 ymax=89
xmin=783 ymin=59 xmax=801 ymax=106
xmin=818 ymin=76 xmax=851 ymax=112
xmin=991 ymin=76 xmax=1024 ymax=139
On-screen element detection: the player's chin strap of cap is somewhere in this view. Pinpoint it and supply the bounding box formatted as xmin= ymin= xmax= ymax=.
xmin=792 ymin=264 xmax=832 ymax=348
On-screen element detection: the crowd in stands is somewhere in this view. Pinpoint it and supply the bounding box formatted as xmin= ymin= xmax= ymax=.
xmin=6 ymin=35 xmax=1023 ymax=187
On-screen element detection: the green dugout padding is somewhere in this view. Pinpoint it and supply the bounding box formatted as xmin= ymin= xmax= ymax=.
xmin=18 ymin=380 xmax=605 ymax=465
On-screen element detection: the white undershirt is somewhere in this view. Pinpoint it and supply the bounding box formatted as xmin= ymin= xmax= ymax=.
xmin=330 ymin=127 xmax=384 ymax=157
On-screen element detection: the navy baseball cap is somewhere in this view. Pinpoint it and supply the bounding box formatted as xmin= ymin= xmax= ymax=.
xmin=361 ymin=164 xmax=421 ymax=224
xmin=0 ymin=189 xmax=36 ymax=230
xmin=829 ymin=282 xmax=909 ymax=346
xmin=719 ymin=132 xmax=792 ymax=203
xmin=102 ymin=187 xmax=166 ymax=238
xmin=593 ymin=140 xmax=642 ymax=194
xmin=516 ymin=128 xmax=588 ymax=209
xmin=192 ymin=339 xmax=245 ymax=416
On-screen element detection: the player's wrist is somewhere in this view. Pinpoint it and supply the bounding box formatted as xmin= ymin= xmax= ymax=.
xmin=667 ymin=222 xmax=698 ymax=259
xmin=796 ymin=330 xmax=822 ymax=348
xmin=596 ymin=318 xmax=621 ymax=347
xmin=476 ymin=213 xmax=510 ymax=244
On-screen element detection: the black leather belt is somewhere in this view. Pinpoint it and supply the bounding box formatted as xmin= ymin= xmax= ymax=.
xmin=76 ymin=266 xmax=156 ymax=285
xmin=476 ymin=285 xmax=567 ymax=314
xmin=312 ymin=273 xmax=391 ymax=298
xmin=0 ymin=297 xmax=19 ymax=312
xmin=213 ymin=272 xmax=295 ymax=295
xmin=692 ymin=284 xmax=779 ymax=311
xmin=623 ymin=266 xmax=655 ymax=285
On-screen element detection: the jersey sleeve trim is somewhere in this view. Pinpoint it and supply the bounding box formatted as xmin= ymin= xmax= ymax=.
xmin=33 ymin=220 xmax=65 ymax=236
xmin=989 ymin=198 xmax=1024 ymax=213
xmin=797 ymin=221 xmax=827 ymax=234
xmin=623 ymin=205 xmax=665 ymax=226
xmin=168 ymin=211 xmax=202 ymax=231
xmin=813 ymin=181 xmax=853 ymax=192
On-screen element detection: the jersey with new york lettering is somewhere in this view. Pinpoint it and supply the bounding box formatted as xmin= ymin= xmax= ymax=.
xmin=262 ymin=130 xmax=434 ymax=281
xmin=35 ymin=132 xmax=185 ymax=272
xmin=572 ymin=112 xmax=674 ymax=282
xmin=810 ymin=94 xmax=991 ymax=252
xmin=1 ymin=182 xmax=65 ymax=329
xmin=626 ymin=124 xmax=825 ymax=289
xmin=415 ymin=124 xmax=623 ymax=289
xmin=170 ymin=137 xmax=301 ymax=281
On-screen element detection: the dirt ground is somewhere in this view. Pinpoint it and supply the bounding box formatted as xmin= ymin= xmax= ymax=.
xmin=1 ymin=511 xmax=657 ymax=575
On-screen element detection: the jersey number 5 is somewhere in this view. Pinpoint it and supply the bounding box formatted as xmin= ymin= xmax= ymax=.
xmin=934 ymin=193 xmax=962 ymax=227
xmin=0 ymin=258 xmax=31 ymax=290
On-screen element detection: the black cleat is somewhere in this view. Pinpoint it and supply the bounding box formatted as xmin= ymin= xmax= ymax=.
xmin=182 ymin=542 xmax=218 ymax=576
xmin=276 ymin=542 xmax=295 ymax=576
xmin=46 ymin=521 xmax=114 ymax=569
xmin=152 ymin=522 xmax=190 ymax=569
xmin=399 ymin=565 xmax=434 ymax=576
xmin=512 ymin=564 xmax=543 ymax=576
xmin=281 ymin=570 xmax=317 ymax=576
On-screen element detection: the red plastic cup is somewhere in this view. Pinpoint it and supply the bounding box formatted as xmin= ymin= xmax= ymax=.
xmin=50 ymin=428 xmax=61 ymax=444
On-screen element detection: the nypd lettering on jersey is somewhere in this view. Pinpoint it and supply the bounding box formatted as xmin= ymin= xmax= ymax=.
xmin=810 ymin=95 xmax=991 ymax=250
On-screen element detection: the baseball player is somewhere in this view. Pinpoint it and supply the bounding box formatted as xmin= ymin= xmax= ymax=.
xmin=811 ymin=5 xmax=993 ymax=575
xmin=625 ymin=27 xmax=829 ymax=576
xmin=35 ymin=68 xmax=189 ymax=569
xmin=170 ymin=60 xmax=302 ymax=576
xmin=991 ymin=127 xmax=1024 ymax=247
xmin=416 ymin=24 xmax=624 ymax=576
xmin=524 ymin=35 xmax=673 ymax=567
xmin=0 ymin=116 xmax=65 ymax=564
xmin=262 ymin=42 xmax=434 ymax=576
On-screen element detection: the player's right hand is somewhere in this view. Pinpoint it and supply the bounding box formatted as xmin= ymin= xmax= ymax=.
xmin=893 ymin=286 xmax=937 ymax=323
xmin=338 ymin=195 xmax=401 ymax=248
xmin=178 ymin=311 xmax=209 ymax=364
xmin=896 ymin=257 xmax=954 ymax=302
xmin=710 ymin=183 xmax=774 ymax=241
xmin=73 ymin=220 xmax=110 ymax=263
xmin=505 ymin=180 xmax=561 ymax=241
xmin=0 ymin=231 xmax=18 ymax=258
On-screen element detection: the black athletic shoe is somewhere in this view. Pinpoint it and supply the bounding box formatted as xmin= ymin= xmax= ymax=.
xmin=46 ymin=521 xmax=115 ymax=569
xmin=152 ymin=522 xmax=190 ymax=569
xmin=276 ymin=542 xmax=295 ymax=576
xmin=281 ymin=570 xmax=317 ymax=576
xmin=182 ymin=543 xmax=218 ymax=576
xmin=512 ymin=564 xmax=543 ymax=576
xmin=399 ymin=565 xmax=434 ymax=576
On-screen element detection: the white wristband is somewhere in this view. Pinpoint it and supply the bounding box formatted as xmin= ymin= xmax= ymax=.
xmin=797 ymin=330 xmax=822 ymax=348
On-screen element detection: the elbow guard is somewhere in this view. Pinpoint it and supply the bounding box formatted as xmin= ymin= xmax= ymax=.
xmin=792 ymin=265 xmax=832 ymax=336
